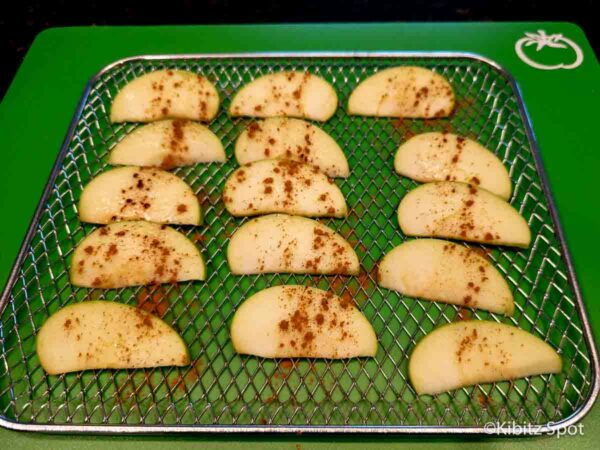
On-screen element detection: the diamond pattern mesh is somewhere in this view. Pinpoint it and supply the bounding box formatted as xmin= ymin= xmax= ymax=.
xmin=0 ymin=54 xmax=595 ymax=433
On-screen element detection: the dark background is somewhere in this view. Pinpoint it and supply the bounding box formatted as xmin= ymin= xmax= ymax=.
xmin=0 ymin=0 xmax=597 ymax=99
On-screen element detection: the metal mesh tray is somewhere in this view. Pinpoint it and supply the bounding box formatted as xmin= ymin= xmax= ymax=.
xmin=0 ymin=52 xmax=598 ymax=434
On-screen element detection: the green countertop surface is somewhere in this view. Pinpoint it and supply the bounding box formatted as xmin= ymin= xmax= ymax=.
xmin=0 ymin=22 xmax=598 ymax=449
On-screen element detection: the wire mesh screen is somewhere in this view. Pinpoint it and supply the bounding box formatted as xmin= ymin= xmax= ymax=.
xmin=0 ymin=54 xmax=596 ymax=433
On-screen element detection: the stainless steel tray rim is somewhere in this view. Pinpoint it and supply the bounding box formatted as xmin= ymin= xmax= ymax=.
xmin=0 ymin=51 xmax=598 ymax=435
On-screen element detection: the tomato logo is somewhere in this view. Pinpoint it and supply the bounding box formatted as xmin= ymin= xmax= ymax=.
xmin=515 ymin=29 xmax=583 ymax=70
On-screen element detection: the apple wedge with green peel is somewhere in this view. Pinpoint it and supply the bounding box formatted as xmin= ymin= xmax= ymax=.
xmin=70 ymin=221 xmax=205 ymax=288
xmin=395 ymin=132 xmax=512 ymax=200
xmin=108 ymin=120 xmax=225 ymax=169
xmin=231 ymin=285 xmax=377 ymax=359
xmin=110 ymin=69 xmax=219 ymax=123
xmin=227 ymin=214 xmax=359 ymax=275
xmin=348 ymin=67 xmax=455 ymax=118
xmin=229 ymin=71 xmax=338 ymax=121
xmin=398 ymin=181 xmax=530 ymax=248
xmin=36 ymin=301 xmax=189 ymax=374
xmin=223 ymin=159 xmax=347 ymax=218
xmin=79 ymin=166 xmax=201 ymax=225
xmin=378 ymin=239 xmax=514 ymax=315
xmin=409 ymin=321 xmax=561 ymax=395
xmin=234 ymin=118 xmax=349 ymax=177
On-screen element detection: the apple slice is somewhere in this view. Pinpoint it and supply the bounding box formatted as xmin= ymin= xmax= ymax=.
xmin=70 ymin=221 xmax=205 ymax=288
xmin=398 ymin=182 xmax=530 ymax=248
xmin=110 ymin=69 xmax=219 ymax=123
xmin=231 ymin=285 xmax=377 ymax=358
xmin=229 ymin=71 xmax=338 ymax=121
xmin=348 ymin=66 xmax=454 ymax=118
xmin=223 ymin=159 xmax=347 ymax=218
xmin=227 ymin=214 xmax=359 ymax=275
xmin=79 ymin=166 xmax=201 ymax=225
xmin=234 ymin=118 xmax=349 ymax=177
xmin=395 ymin=132 xmax=512 ymax=200
xmin=409 ymin=321 xmax=562 ymax=395
xmin=378 ymin=239 xmax=514 ymax=315
xmin=108 ymin=120 xmax=225 ymax=168
xmin=36 ymin=301 xmax=189 ymax=374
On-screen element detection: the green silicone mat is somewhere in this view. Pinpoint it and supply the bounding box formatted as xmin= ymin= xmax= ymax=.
xmin=0 ymin=53 xmax=596 ymax=434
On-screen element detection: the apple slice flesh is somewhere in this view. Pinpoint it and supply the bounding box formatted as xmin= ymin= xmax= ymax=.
xmin=110 ymin=69 xmax=219 ymax=123
xmin=36 ymin=301 xmax=189 ymax=374
xmin=395 ymin=132 xmax=512 ymax=200
xmin=79 ymin=166 xmax=201 ymax=225
xmin=229 ymin=71 xmax=338 ymax=121
xmin=227 ymin=214 xmax=359 ymax=275
xmin=223 ymin=159 xmax=347 ymax=218
xmin=409 ymin=321 xmax=561 ymax=395
xmin=398 ymin=181 xmax=530 ymax=248
xmin=235 ymin=118 xmax=349 ymax=177
xmin=378 ymin=239 xmax=514 ymax=315
xmin=348 ymin=66 xmax=455 ymax=118
xmin=231 ymin=285 xmax=377 ymax=358
xmin=70 ymin=221 xmax=205 ymax=288
xmin=108 ymin=120 xmax=225 ymax=168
